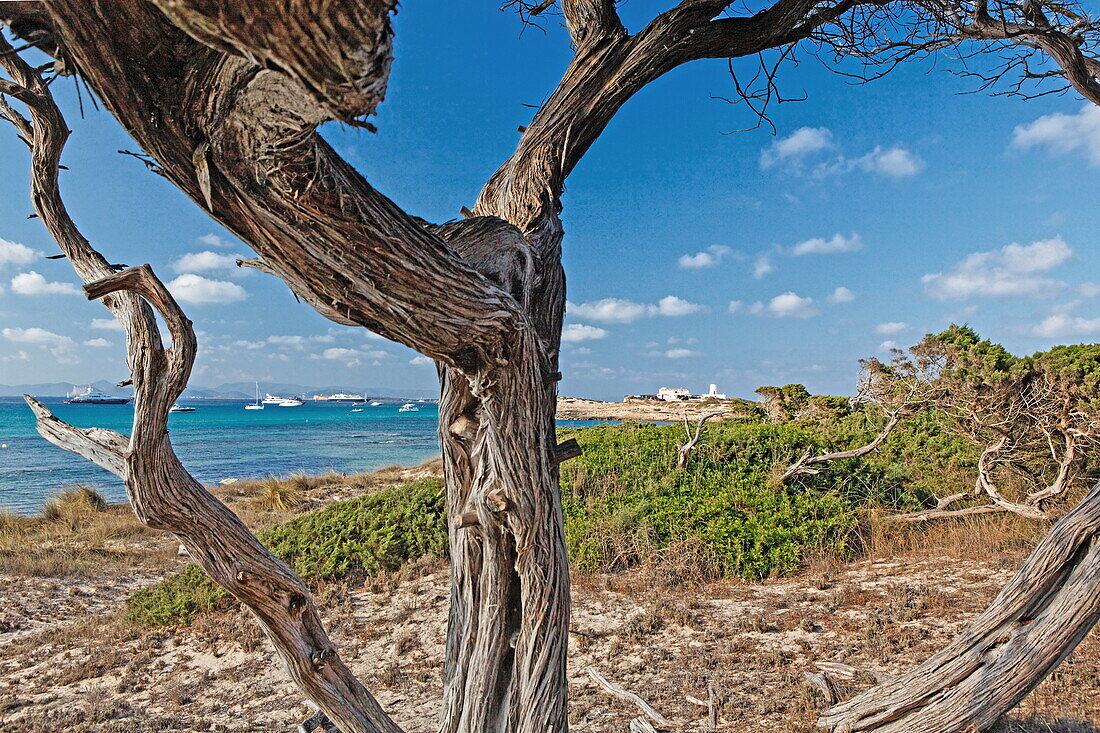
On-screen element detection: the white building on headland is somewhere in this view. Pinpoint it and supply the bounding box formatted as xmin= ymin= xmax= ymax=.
xmin=657 ymin=387 xmax=691 ymax=401
xmin=626 ymin=384 xmax=728 ymax=402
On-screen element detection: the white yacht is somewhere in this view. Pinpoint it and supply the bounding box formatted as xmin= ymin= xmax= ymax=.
xmin=261 ymin=393 xmax=288 ymax=405
xmin=169 ymin=403 xmax=195 ymax=413
xmin=279 ymin=397 xmax=305 ymax=407
xmin=65 ymin=385 xmax=130 ymax=405
xmin=398 ymin=402 xmax=419 ymax=412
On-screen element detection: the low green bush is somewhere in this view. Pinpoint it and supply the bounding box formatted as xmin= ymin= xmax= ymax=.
xmin=558 ymin=421 xmax=897 ymax=579
xmin=125 ymin=478 xmax=446 ymax=626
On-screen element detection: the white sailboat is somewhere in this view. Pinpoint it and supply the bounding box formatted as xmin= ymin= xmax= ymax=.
xmin=245 ymin=382 xmax=264 ymax=410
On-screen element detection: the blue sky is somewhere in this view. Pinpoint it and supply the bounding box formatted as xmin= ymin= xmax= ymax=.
xmin=1 ymin=3 xmax=1099 ymax=400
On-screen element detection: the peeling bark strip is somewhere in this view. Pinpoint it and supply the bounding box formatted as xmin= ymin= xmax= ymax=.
xmin=820 ymin=479 xmax=1100 ymax=733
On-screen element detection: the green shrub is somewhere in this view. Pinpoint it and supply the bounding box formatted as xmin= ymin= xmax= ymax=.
xmin=558 ymin=421 xmax=883 ymax=579
xmin=126 ymin=478 xmax=446 ymax=626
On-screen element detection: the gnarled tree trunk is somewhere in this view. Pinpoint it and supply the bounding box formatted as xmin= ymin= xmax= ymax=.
xmin=819 ymin=478 xmax=1100 ymax=732
xmin=8 ymin=2 xmax=1100 ymax=733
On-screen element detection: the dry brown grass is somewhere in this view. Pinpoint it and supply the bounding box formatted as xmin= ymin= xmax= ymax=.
xmin=866 ymin=510 xmax=1046 ymax=563
xmin=0 ymin=461 xmax=445 ymax=579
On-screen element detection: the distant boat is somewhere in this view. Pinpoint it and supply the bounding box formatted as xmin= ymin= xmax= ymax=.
xmin=169 ymin=403 xmax=195 ymax=413
xmin=65 ymin=385 xmax=130 ymax=405
xmin=245 ymin=381 xmax=264 ymax=410
xmin=398 ymin=402 xmax=419 ymax=412
xmin=370 ymin=401 xmax=382 ymax=406
xmin=279 ymin=397 xmax=305 ymax=407
xmin=351 ymin=408 xmax=364 ymax=412
xmin=262 ymin=393 xmax=288 ymax=405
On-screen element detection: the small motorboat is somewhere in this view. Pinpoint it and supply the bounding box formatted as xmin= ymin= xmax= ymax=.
xmin=351 ymin=408 xmax=364 ymax=412
xmin=169 ymin=403 xmax=196 ymax=413
xmin=398 ymin=402 xmax=419 ymax=412
xmin=279 ymin=397 xmax=305 ymax=407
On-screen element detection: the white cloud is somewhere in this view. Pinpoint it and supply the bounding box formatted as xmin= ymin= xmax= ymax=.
xmin=11 ymin=271 xmax=80 ymax=296
xmin=568 ymin=295 xmax=703 ymax=323
xmin=90 ymin=318 xmax=124 ymax=331
xmin=678 ymin=244 xmax=732 ymax=269
xmin=3 ymin=326 xmax=71 ymax=346
xmin=875 ymin=321 xmax=909 ymax=335
xmin=827 ymin=286 xmax=855 ymax=303
xmin=728 ymin=300 xmax=743 ymax=313
xmin=761 ymin=128 xmax=922 ymax=179
xmin=317 ymin=347 xmax=363 ymax=367
xmin=879 ymin=340 xmax=899 ymax=353
xmin=1078 ymin=283 xmax=1100 ymax=298
xmin=166 ymin=274 xmax=247 ymax=304
xmin=3 ymin=326 xmax=77 ymax=362
xmin=791 ymin=233 xmax=863 ymax=256
xmin=268 ymin=335 xmax=306 ymax=348
xmin=569 ymin=298 xmax=650 ymax=323
xmin=853 ymin=146 xmax=924 ymax=178
xmin=752 ymin=253 xmax=774 ymax=279
xmin=172 ymin=250 xmax=243 ymax=275
xmin=232 ymin=339 xmax=266 ymax=350
xmin=409 ymin=355 xmax=433 ymax=365
xmin=82 ymin=338 xmax=111 ymax=347
xmin=649 ymin=348 xmax=701 ymax=359
xmin=761 ymin=126 xmax=833 ymax=169
xmin=310 ymin=346 xmax=389 ymax=366
xmin=562 ymin=324 xmax=609 ymax=343
xmin=922 ymin=236 xmax=1072 ymax=301
xmin=197 ymin=233 xmax=236 ymax=249
xmin=750 ymin=292 xmax=818 ymax=319
xmin=1031 ymin=314 xmax=1100 ymax=339
xmin=655 ymin=295 xmax=703 ymax=317
xmin=1012 ymin=104 xmax=1100 ymax=166
xmin=0 ymin=238 xmax=42 ymax=268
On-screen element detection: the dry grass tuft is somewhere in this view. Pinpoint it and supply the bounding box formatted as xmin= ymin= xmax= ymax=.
xmin=249 ymin=474 xmax=306 ymax=512
xmin=42 ymin=484 xmax=108 ymax=526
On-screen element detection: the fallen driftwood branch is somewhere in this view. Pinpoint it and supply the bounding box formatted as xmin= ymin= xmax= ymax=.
xmin=587 ymin=667 xmax=672 ymax=727
xmin=684 ymin=681 xmax=719 ymax=729
xmin=780 ymin=411 xmax=903 ymax=482
xmin=629 ymin=718 xmax=661 ymax=733
xmin=891 ymin=436 xmax=1052 ymax=523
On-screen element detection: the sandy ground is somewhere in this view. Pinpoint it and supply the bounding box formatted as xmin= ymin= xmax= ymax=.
xmin=2 ymin=550 xmax=1098 ymax=732
xmin=556 ymin=397 xmax=750 ymax=423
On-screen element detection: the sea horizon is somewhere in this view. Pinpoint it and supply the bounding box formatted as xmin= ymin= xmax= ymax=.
xmin=0 ymin=396 xmax=607 ymax=515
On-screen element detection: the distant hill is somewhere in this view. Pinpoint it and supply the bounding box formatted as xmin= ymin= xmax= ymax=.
xmin=0 ymin=380 xmax=435 ymax=400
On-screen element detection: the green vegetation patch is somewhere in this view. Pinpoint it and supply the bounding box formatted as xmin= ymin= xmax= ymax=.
xmin=125 ymin=478 xmax=446 ymax=626
xmin=559 ymin=421 xmax=896 ymax=579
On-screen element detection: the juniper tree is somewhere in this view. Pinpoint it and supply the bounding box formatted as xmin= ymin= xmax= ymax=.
xmin=4 ymin=2 xmax=1100 ymax=732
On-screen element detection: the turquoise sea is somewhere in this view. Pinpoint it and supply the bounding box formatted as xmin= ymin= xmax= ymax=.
xmin=0 ymin=396 xmax=606 ymax=515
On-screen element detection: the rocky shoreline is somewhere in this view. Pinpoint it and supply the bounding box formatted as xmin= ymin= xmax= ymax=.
xmin=555 ymin=396 xmax=751 ymax=422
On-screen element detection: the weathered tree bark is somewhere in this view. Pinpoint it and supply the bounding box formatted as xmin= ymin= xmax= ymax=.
xmin=6 ymin=2 xmax=1100 ymax=733
xmin=819 ymin=478 xmax=1100 ymax=732
xmin=0 ymin=37 xmax=402 ymax=733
